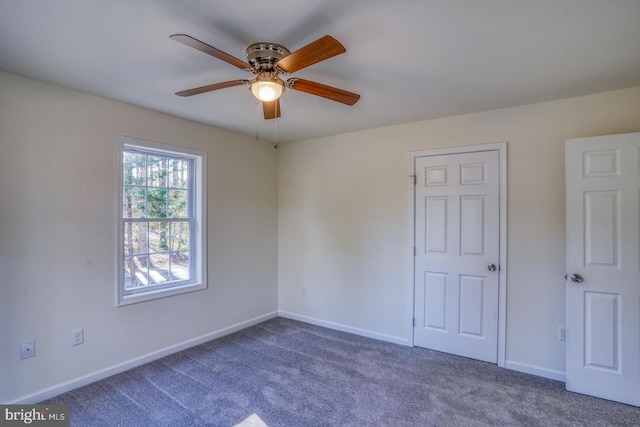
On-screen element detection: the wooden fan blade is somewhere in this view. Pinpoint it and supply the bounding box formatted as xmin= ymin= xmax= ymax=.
xmin=263 ymin=99 xmax=281 ymax=119
xmin=170 ymin=34 xmax=251 ymax=70
xmin=275 ymin=35 xmax=346 ymax=74
xmin=287 ymin=78 xmax=360 ymax=106
xmin=176 ymin=80 xmax=249 ymax=97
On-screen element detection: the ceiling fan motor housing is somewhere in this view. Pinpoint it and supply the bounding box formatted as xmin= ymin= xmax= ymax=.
xmin=245 ymin=42 xmax=290 ymax=75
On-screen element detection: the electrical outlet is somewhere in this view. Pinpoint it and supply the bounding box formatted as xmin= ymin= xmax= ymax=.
xmin=20 ymin=339 xmax=35 ymax=359
xmin=72 ymin=328 xmax=84 ymax=346
xmin=558 ymin=326 xmax=567 ymax=341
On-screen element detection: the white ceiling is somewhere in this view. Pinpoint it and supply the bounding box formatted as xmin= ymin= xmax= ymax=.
xmin=1 ymin=0 xmax=639 ymax=142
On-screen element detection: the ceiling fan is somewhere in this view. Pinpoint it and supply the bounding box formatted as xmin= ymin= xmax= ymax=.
xmin=170 ymin=34 xmax=360 ymax=119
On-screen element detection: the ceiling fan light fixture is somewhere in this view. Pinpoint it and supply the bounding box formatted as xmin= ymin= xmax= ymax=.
xmin=249 ymin=76 xmax=285 ymax=102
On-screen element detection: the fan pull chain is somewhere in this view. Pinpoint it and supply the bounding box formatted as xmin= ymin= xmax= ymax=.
xmin=255 ymin=100 xmax=260 ymax=141
xmin=274 ymin=108 xmax=278 ymax=149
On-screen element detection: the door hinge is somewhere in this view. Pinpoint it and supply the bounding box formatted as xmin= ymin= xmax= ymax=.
xmin=414 ymin=246 xmax=417 ymax=256
xmin=410 ymin=174 xmax=416 ymax=185
xmin=413 ymin=318 xmax=416 ymax=327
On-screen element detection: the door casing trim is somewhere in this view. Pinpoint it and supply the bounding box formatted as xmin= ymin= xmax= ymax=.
xmin=408 ymin=142 xmax=507 ymax=367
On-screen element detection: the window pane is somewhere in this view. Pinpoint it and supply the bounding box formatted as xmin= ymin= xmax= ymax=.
xmin=171 ymin=222 xmax=190 ymax=251
xmin=147 ymin=188 xmax=167 ymax=218
xmin=147 ymin=155 xmax=167 ymax=187
xmin=171 ymin=252 xmax=190 ymax=281
xmin=149 ymin=253 xmax=170 ymax=285
xmin=148 ymin=221 xmax=169 ymax=253
xmin=124 ymin=222 xmax=149 ymax=255
xmin=123 ymin=152 xmax=146 ymax=186
xmin=124 ymin=255 xmax=149 ymax=289
xmin=168 ymin=189 xmax=188 ymax=217
xmin=169 ymin=159 xmax=189 ymax=189
xmin=123 ymin=186 xmax=145 ymax=218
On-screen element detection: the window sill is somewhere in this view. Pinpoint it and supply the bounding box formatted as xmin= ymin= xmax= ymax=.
xmin=117 ymin=281 xmax=207 ymax=306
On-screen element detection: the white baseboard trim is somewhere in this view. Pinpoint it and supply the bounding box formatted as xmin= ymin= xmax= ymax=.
xmin=9 ymin=311 xmax=278 ymax=404
xmin=10 ymin=313 xmax=565 ymax=404
xmin=278 ymin=310 xmax=410 ymax=346
xmin=505 ymin=360 xmax=566 ymax=382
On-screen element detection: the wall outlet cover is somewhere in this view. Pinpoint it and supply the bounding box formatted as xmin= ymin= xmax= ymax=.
xmin=72 ymin=328 xmax=84 ymax=346
xmin=20 ymin=339 xmax=35 ymax=359
xmin=559 ymin=326 xmax=567 ymax=341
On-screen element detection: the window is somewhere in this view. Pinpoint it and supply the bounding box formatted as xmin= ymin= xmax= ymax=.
xmin=117 ymin=136 xmax=206 ymax=305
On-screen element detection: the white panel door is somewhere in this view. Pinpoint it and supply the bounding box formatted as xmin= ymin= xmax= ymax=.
xmin=414 ymin=150 xmax=500 ymax=363
xmin=565 ymin=132 xmax=640 ymax=407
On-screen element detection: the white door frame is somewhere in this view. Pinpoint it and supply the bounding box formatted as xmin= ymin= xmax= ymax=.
xmin=408 ymin=142 xmax=507 ymax=367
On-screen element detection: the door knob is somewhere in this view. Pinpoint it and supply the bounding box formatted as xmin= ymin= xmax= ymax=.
xmin=488 ymin=264 xmax=497 ymax=272
xmin=569 ymin=273 xmax=584 ymax=283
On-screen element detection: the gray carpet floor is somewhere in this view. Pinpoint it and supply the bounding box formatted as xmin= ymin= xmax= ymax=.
xmin=41 ymin=317 xmax=640 ymax=426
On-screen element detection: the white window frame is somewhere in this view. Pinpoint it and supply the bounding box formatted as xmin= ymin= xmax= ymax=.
xmin=116 ymin=136 xmax=207 ymax=306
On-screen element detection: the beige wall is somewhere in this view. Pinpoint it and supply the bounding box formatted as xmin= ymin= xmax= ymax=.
xmin=0 ymin=72 xmax=278 ymax=402
xmin=278 ymin=86 xmax=640 ymax=378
